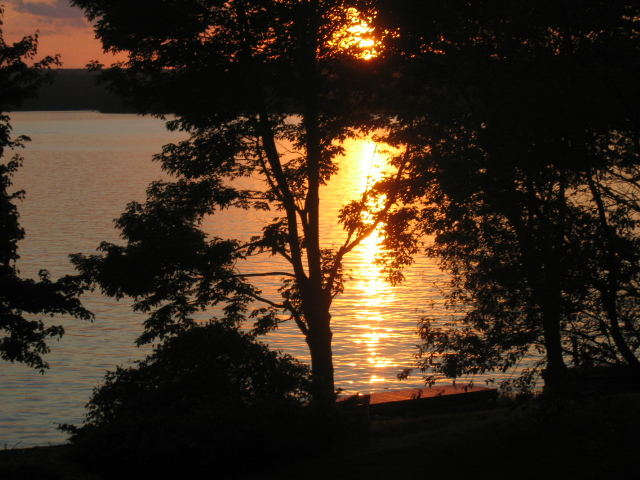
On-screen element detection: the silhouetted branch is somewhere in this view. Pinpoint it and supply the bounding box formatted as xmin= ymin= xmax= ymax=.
xmin=245 ymin=291 xmax=285 ymax=309
xmin=325 ymin=152 xmax=409 ymax=295
xmin=232 ymin=271 xmax=296 ymax=278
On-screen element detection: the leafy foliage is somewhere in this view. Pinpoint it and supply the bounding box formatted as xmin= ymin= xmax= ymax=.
xmin=0 ymin=9 xmax=92 ymax=371
xmin=375 ymin=0 xmax=640 ymax=390
xmin=70 ymin=0 xmax=396 ymax=401
xmin=62 ymin=322 xmax=314 ymax=476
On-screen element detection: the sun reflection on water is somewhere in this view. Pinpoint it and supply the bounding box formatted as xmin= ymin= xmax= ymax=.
xmin=333 ymin=137 xmax=403 ymax=389
xmin=216 ymin=134 xmax=431 ymax=394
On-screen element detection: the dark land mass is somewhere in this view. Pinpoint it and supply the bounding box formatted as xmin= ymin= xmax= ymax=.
xmin=13 ymin=69 xmax=133 ymax=113
xmin=1 ymin=392 xmax=638 ymax=480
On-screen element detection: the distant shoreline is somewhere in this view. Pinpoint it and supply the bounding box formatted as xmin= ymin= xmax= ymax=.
xmin=11 ymin=109 xmax=137 ymax=114
xmin=12 ymin=69 xmax=134 ymax=113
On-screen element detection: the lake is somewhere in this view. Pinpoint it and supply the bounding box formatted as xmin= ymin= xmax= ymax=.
xmin=1 ymin=111 xmax=499 ymax=447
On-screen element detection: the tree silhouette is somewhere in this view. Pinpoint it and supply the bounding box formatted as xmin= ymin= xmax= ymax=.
xmin=62 ymin=322 xmax=312 ymax=476
xmin=0 ymin=10 xmax=92 ymax=371
xmin=70 ymin=0 xmax=396 ymax=404
xmin=375 ymin=0 xmax=640 ymax=393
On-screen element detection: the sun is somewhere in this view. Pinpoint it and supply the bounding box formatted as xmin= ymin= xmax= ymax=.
xmin=330 ymin=7 xmax=380 ymax=60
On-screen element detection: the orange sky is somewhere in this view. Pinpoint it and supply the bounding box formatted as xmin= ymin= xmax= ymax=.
xmin=2 ymin=0 xmax=123 ymax=68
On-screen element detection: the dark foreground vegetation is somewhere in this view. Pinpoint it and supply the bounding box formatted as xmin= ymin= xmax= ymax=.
xmin=1 ymin=392 xmax=639 ymax=480
xmin=58 ymin=323 xmax=321 ymax=478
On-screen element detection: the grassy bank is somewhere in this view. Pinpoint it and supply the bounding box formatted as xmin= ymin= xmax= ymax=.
xmin=2 ymin=393 xmax=638 ymax=479
xmin=264 ymin=392 xmax=639 ymax=480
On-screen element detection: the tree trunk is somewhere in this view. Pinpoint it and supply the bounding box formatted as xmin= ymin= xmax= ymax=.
xmin=305 ymin=307 xmax=335 ymax=408
xmin=585 ymin=167 xmax=640 ymax=375
xmin=297 ymin=1 xmax=337 ymax=408
xmin=540 ymin=292 xmax=568 ymax=394
xmin=502 ymin=179 xmax=568 ymax=394
xmin=539 ymin=206 xmax=568 ymax=395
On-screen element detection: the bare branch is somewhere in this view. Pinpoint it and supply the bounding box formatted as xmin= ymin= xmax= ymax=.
xmin=284 ymin=300 xmax=308 ymax=336
xmin=292 ymin=314 xmax=309 ymax=336
xmin=232 ymin=271 xmax=296 ymax=278
xmin=245 ymin=291 xmax=285 ymax=309
xmin=256 ymin=111 xmax=308 ymax=283
xmin=256 ymin=145 xmax=285 ymax=204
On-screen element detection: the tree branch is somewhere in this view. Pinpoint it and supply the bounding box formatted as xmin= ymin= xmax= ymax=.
xmin=283 ymin=299 xmax=309 ymax=336
xmin=256 ymin=111 xmax=308 ymax=284
xmin=232 ymin=271 xmax=296 ymax=278
xmin=245 ymin=291 xmax=285 ymax=309
xmin=324 ymin=152 xmax=410 ymax=295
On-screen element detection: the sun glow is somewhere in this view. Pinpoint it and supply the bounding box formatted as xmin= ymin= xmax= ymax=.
xmin=331 ymin=8 xmax=380 ymax=60
xmin=346 ymin=138 xmax=399 ymax=385
xmin=369 ymin=375 xmax=386 ymax=383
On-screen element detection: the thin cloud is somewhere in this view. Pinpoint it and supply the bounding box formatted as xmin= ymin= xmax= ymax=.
xmin=2 ymin=0 xmax=122 ymax=68
xmin=10 ymin=0 xmax=86 ymax=25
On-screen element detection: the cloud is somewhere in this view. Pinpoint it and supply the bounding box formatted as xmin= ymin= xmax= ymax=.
xmin=9 ymin=0 xmax=86 ymax=25
xmin=3 ymin=0 xmax=124 ymax=68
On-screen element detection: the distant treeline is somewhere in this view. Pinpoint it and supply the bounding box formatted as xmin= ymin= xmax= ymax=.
xmin=15 ymin=69 xmax=134 ymax=113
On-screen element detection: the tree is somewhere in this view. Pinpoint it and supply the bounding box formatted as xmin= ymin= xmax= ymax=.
xmin=0 ymin=9 xmax=92 ymax=370
xmin=70 ymin=0 xmax=398 ymax=404
xmin=62 ymin=322 xmax=312 ymax=476
xmin=374 ymin=0 xmax=640 ymax=392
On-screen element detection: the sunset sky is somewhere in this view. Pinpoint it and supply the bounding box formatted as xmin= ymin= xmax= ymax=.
xmin=2 ymin=1 xmax=379 ymax=67
xmin=2 ymin=0 xmax=123 ymax=68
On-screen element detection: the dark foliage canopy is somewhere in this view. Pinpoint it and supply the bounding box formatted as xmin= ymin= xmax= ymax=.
xmin=0 ymin=9 xmax=92 ymax=371
xmin=62 ymin=322 xmax=313 ymax=476
xmin=374 ymin=0 xmax=640 ymax=391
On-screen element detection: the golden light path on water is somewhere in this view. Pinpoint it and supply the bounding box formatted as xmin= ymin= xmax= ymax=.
xmin=323 ymin=15 xmax=399 ymax=389
xmin=342 ymin=140 xmax=397 ymax=386
xmin=231 ymin=136 xmax=443 ymax=394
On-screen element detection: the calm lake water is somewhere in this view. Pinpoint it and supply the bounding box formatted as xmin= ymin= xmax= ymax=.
xmin=1 ymin=111 xmax=500 ymax=447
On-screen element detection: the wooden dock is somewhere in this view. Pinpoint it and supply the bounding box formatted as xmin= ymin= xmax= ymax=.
xmin=338 ymin=384 xmax=498 ymax=415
